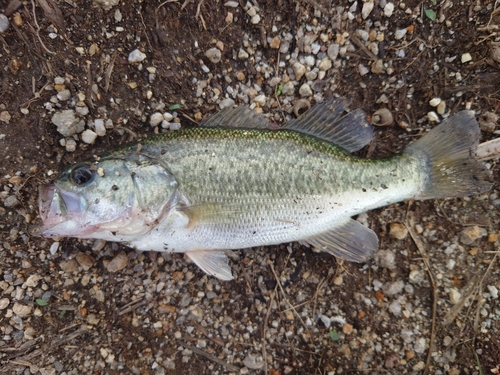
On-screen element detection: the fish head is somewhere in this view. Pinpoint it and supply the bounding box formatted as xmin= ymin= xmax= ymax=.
xmin=35 ymin=155 xmax=178 ymax=240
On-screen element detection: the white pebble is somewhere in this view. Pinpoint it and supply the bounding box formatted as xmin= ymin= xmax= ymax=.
xmin=303 ymin=55 xmax=315 ymax=67
xmin=318 ymin=58 xmax=332 ymax=71
xmin=361 ymin=1 xmax=374 ymax=19
xmin=150 ymin=112 xmax=164 ymax=127
xmin=487 ymin=285 xmax=498 ymax=299
xmin=384 ymin=3 xmax=394 ymax=17
xmin=94 ymin=119 xmax=106 ymax=136
xmin=50 ymin=242 xmax=60 ymax=254
xmin=394 ymin=28 xmax=407 ymax=40
xmin=253 ymin=94 xmax=266 ymax=106
xmin=461 ymin=53 xmax=472 ymax=63
xmin=114 ymin=9 xmax=122 ymax=22
xmin=205 ymin=48 xmax=222 ymax=64
xmin=169 ymin=122 xmax=181 ymax=131
xmin=81 ymin=129 xmax=98 ymax=144
xmin=299 ymin=83 xmax=312 ymax=97
xmin=358 ymin=64 xmax=369 ymax=76
xmin=57 ymin=89 xmax=71 ymax=101
xmin=238 ymin=48 xmax=249 ymax=59
xmin=327 ymin=44 xmax=340 ymax=61
xmin=128 ymin=49 xmax=146 ymax=63
xmin=437 ymin=101 xmax=446 ymax=115
xmin=224 ymin=1 xmax=239 ymax=7
xmin=65 ymin=138 xmax=77 ymax=152
xmin=251 ymin=14 xmax=261 ymax=24
xmin=427 ymin=111 xmax=439 ymax=122
xmin=163 ymin=112 xmax=174 ymax=121
xmin=446 ymin=259 xmax=456 ymax=270
xmin=449 ymin=288 xmax=461 ymax=304
xmin=429 ymin=97 xmax=441 ymax=107
xmin=219 ymin=98 xmax=235 ymax=109
xmin=292 ymin=62 xmax=306 ymax=80
xmin=0 ymin=13 xmax=9 ymax=33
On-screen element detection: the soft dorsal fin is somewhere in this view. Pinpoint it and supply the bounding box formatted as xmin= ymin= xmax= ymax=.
xmin=199 ymin=105 xmax=270 ymax=129
xmin=283 ymin=98 xmax=375 ymax=152
xmin=300 ymin=218 xmax=378 ymax=262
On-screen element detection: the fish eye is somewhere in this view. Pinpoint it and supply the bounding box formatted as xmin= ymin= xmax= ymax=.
xmin=70 ymin=165 xmax=95 ymax=186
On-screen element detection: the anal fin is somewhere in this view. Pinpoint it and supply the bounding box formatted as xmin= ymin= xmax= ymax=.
xmin=185 ymin=250 xmax=234 ymax=280
xmin=302 ymin=218 xmax=378 ymax=262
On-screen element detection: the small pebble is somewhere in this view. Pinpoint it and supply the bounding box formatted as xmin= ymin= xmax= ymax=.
xmin=384 ymin=3 xmax=394 ymax=17
xmin=361 ymin=1 xmax=374 ymax=19
xmin=94 ymin=119 xmax=106 ymax=136
xmin=81 ymin=129 xmax=98 ymax=144
xmin=238 ymin=48 xmax=249 ymax=59
xmin=460 ymin=225 xmax=487 ymax=245
xmin=0 ymin=298 xmax=9 ymax=310
xmin=269 ymin=36 xmax=281 ymax=49
xmin=318 ymin=58 xmax=332 ymax=71
xmin=427 ymin=111 xmax=439 ymax=122
xmin=128 ymin=49 xmax=146 ymax=63
xmin=292 ymin=62 xmax=306 ymax=80
xmin=449 ymin=288 xmax=461 ymax=304
xmin=0 ymin=111 xmax=11 ymax=123
xmin=107 ymin=252 xmax=129 ymax=272
xmin=243 ymin=354 xmax=264 ymax=370
xmin=13 ymin=302 xmax=32 ymax=317
xmin=389 ymin=223 xmax=408 ymax=240
xmin=429 ymin=97 xmax=441 ymax=107
xmin=0 ymin=13 xmax=9 ymax=33
xmin=327 ymin=44 xmax=340 ymax=61
xmin=205 ymin=48 xmax=222 ymax=64
xmin=150 ymin=112 xmax=164 ymax=127
xmin=299 ymin=83 xmax=312 ymax=97
xmin=461 ymin=53 xmax=472 ymax=63
xmin=57 ymin=89 xmax=71 ymax=101
xmin=394 ymin=29 xmax=407 ymax=40
xmin=487 ymin=285 xmax=498 ymax=299
xmin=436 ymin=101 xmax=446 ymax=115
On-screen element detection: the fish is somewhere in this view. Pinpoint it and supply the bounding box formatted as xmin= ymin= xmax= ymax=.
xmin=35 ymin=98 xmax=492 ymax=280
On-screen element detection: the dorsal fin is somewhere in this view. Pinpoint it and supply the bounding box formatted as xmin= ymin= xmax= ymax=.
xmin=199 ymin=105 xmax=270 ymax=129
xmin=283 ymin=98 xmax=374 ymax=152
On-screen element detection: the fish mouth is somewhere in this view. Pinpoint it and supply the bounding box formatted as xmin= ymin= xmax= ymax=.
xmin=34 ymin=184 xmax=84 ymax=236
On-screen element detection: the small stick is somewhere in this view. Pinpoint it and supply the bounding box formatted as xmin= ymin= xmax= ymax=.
xmin=179 ymin=341 xmax=240 ymax=372
xmin=406 ymin=212 xmax=437 ymax=375
xmin=477 ymin=137 xmax=500 ymax=160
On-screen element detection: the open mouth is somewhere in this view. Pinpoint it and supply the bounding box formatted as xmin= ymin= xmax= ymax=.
xmin=35 ymin=184 xmax=84 ymax=236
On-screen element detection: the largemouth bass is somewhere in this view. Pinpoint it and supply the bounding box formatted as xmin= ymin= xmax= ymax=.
xmin=36 ymin=98 xmax=491 ymax=280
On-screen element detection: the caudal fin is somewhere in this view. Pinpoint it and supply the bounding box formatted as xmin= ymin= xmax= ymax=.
xmin=406 ymin=111 xmax=492 ymax=199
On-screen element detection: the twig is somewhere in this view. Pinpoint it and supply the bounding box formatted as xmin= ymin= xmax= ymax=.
xmin=350 ymin=35 xmax=379 ymax=62
xmin=262 ymin=281 xmax=278 ymax=375
xmin=104 ymin=52 xmax=117 ymax=93
xmin=405 ymin=212 xmax=437 ymax=375
xmin=31 ymin=0 xmax=55 ymax=54
xmin=179 ymin=341 xmax=240 ymax=372
xmin=477 ymin=137 xmax=500 ymax=160
xmin=156 ymin=0 xmax=179 ymax=29
xmin=268 ymin=261 xmax=310 ymax=332
xmin=118 ymin=297 xmax=147 ymax=315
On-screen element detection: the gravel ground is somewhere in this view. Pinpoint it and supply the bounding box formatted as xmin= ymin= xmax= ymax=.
xmin=0 ymin=0 xmax=499 ymax=374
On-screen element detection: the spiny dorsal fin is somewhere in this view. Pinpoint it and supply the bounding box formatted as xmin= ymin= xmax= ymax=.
xmin=301 ymin=218 xmax=378 ymax=262
xmin=283 ymin=98 xmax=375 ymax=152
xmin=199 ymin=105 xmax=270 ymax=129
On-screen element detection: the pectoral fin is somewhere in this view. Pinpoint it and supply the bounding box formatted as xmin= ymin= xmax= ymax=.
xmin=302 ymin=218 xmax=378 ymax=262
xmin=185 ymin=250 xmax=234 ymax=280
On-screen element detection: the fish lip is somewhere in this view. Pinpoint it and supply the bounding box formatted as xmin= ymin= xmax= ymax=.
xmin=36 ymin=184 xmax=83 ymax=236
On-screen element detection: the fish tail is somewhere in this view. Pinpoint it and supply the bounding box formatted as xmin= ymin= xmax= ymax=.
xmin=405 ymin=111 xmax=492 ymax=199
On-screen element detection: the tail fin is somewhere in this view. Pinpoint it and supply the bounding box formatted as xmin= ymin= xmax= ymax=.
xmin=406 ymin=111 xmax=492 ymax=199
